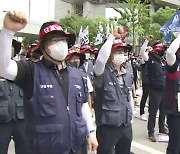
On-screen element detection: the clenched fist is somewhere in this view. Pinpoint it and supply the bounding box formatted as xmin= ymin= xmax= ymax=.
xmin=147 ymin=35 xmax=154 ymax=41
xmin=112 ymin=26 xmax=124 ymax=38
xmin=3 ymin=10 xmax=27 ymax=32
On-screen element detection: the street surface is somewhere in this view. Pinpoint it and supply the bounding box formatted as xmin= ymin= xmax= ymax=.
xmin=131 ymin=106 xmax=167 ymax=154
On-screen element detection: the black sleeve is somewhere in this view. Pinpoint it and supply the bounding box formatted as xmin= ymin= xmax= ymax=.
xmin=14 ymin=60 xmax=34 ymax=99
xmin=166 ymin=59 xmax=179 ymax=74
xmin=94 ymin=73 xmax=104 ymax=88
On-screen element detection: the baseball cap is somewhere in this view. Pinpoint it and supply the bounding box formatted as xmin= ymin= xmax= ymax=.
xmin=39 ymin=22 xmax=76 ymax=48
xmin=112 ymin=38 xmax=128 ymax=52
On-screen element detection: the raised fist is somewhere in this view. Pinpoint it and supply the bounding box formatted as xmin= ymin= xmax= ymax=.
xmin=3 ymin=10 xmax=27 ymax=32
xmin=112 ymin=26 xmax=124 ymax=38
xmin=147 ymin=35 xmax=154 ymax=41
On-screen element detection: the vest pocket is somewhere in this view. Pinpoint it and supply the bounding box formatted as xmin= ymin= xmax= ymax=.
xmin=34 ymin=124 xmax=63 ymax=153
xmin=75 ymin=120 xmax=87 ymax=145
xmin=38 ymin=95 xmax=57 ymax=117
xmin=16 ymin=100 xmax=24 ymax=119
xmin=0 ymin=100 xmax=10 ymax=122
xmin=104 ymin=86 xmax=116 ymax=101
xmin=101 ymin=103 xmax=122 ymax=125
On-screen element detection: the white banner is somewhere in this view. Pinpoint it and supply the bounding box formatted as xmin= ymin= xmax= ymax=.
xmin=81 ymin=26 xmax=89 ymax=45
xmin=94 ymin=22 xmax=103 ymax=45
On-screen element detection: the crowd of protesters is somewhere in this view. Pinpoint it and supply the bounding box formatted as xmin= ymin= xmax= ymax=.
xmin=0 ymin=10 xmax=180 ymax=154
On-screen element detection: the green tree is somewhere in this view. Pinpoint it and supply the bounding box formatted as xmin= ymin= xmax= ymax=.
xmin=151 ymin=6 xmax=177 ymax=26
xmin=22 ymin=37 xmax=37 ymax=52
xmin=59 ymin=15 xmax=108 ymax=46
xmin=112 ymin=0 xmax=150 ymax=53
xmin=148 ymin=23 xmax=163 ymax=44
xmin=22 ymin=15 xmax=108 ymax=51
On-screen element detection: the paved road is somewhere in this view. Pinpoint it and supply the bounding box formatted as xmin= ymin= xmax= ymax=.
xmin=131 ymin=106 xmax=168 ymax=154
xmin=8 ymin=105 xmax=168 ymax=154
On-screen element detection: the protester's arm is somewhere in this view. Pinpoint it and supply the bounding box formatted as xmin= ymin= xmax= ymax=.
xmin=166 ymin=33 xmax=180 ymax=66
xmin=82 ymin=102 xmax=96 ymax=137
xmin=140 ymin=35 xmax=154 ymax=62
xmin=0 ymin=11 xmax=27 ymax=80
xmin=86 ymin=76 xmax=93 ymax=110
xmin=165 ymin=33 xmax=180 ymax=79
xmin=82 ymin=102 xmax=98 ymax=151
xmin=0 ymin=28 xmax=17 ymax=80
xmin=87 ymin=76 xmax=93 ymax=93
xmin=140 ymin=39 xmax=149 ymax=62
xmin=94 ymin=27 xmax=124 ymax=76
xmin=93 ymin=34 xmax=115 ymax=76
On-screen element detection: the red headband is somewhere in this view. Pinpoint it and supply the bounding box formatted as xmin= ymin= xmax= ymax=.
xmin=39 ymin=24 xmax=64 ymax=38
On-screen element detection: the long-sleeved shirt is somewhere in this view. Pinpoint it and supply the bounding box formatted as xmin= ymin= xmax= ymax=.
xmin=94 ymin=34 xmax=115 ymax=76
xmin=166 ymin=33 xmax=180 ymax=66
xmin=0 ymin=27 xmax=95 ymax=137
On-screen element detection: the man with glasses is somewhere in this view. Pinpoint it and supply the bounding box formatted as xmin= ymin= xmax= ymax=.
xmin=0 ymin=10 xmax=98 ymax=154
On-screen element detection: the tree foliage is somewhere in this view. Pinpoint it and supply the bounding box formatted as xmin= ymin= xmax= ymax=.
xmin=151 ymin=6 xmax=177 ymax=26
xmin=59 ymin=15 xmax=108 ymax=45
xmin=111 ymin=0 xmax=150 ymax=52
xmin=22 ymin=15 xmax=108 ymax=51
xmin=111 ymin=1 xmax=178 ymax=47
xmin=22 ymin=2 xmax=178 ymax=52
xmin=21 ymin=37 xmax=37 ymax=53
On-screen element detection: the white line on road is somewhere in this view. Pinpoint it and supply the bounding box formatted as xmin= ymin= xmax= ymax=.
xmin=132 ymin=141 xmax=166 ymax=154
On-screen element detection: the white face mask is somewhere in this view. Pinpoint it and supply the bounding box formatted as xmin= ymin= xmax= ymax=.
xmin=112 ymin=54 xmax=125 ymax=66
xmin=48 ymin=41 xmax=68 ymax=61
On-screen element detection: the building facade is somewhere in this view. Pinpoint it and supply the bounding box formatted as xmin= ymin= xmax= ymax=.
xmin=1 ymin=0 xmax=179 ymax=38
xmin=55 ymin=0 xmax=180 ymax=20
